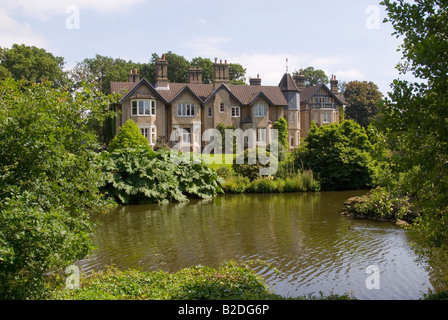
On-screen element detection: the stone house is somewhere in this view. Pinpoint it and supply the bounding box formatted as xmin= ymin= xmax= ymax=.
xmin=110 ymin=54 xmax=345 ymax=151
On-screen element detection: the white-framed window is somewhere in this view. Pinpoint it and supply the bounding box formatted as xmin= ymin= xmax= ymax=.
xmin=219 ymin=103 xmax=225 ymax=113
xmin=140 ymin=125 xmax=157 ymax=145
xmin=177 ymin=103 xmax=195 ymax=117
xmin=182 ymin=128 xmax=191 ymax=143
xmin=255 ymin=103 xmax=267 ymax=117
xmin=207 ymin=107 xmax=212 ymax=117
xmin=290 ymin=112 xmax=295 ymax=123
xmin=231 ymin=106 xmax=240 ymax=118
xmin=257 ymin=128 xmax=267 ymax=143
xmin=132 ymin=99 xmax=156 ymax=116
xmin=323 ymin=112 xmax=331 ymax=124
xmin=151 ymin=127 xmax=157 ymax=145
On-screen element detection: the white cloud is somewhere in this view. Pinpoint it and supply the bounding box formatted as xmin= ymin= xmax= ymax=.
xmin=0 ymin=8 xmax=47 ymax=48
xmin=0 ymin=0 xmax=144 ymax=20
xmin=333 ymin=69 xmax=366 ymax=81
xmin=185 ymin=37 xmax=232 ymax=58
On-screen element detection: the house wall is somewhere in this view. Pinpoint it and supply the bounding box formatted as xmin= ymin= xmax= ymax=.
xmin=117 ymin=85 xmax=166 ymax=139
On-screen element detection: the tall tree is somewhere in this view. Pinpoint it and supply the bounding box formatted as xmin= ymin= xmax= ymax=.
xmin=294 ymin=67 xmax=329 ymax=87
xmin=379 ymin=0 xmax=448 ymax=248
xmin=70 ymin=54 xmax=141 ymax=94
xmin=0 ymin=44 xmax=66 ymax=87
xmin=0 ymin=79 xmax=117 ymax=299
xmin=296 ymin=120 xmax=375 ymax=191
xmin=344 ymin=81 xmax=383 ymax=128
xmin=229 ymin=63 xmax=247 ymax=85
xmin=146 ymin=51 xmax=190 ymax=84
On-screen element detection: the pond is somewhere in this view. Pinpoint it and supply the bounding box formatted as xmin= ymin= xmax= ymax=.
xmin=77 ymin=191 xmax=447 ymax=300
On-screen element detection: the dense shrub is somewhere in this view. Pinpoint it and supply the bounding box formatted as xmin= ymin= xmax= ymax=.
xmin=50 ymin=261 xmax=277 ymax=300
xmin=108 ymin=119 xmax=150 ymax=152
xmin=222 ymin=175 xmax=251 ymax=194
xmin=101 ymin=148 xmax=224 ymax=204
xmin=250 ymin=178 xmax=277 ymax=193
xmin=0 ymin=79 xmax=117 ymax=299
xmin=295 ymin=120 xmax=375 ymax=191
xmin=216 ymin=165 xmax=234 ymax=180
xmin=232 ymin=148 xmax=274 ymax=181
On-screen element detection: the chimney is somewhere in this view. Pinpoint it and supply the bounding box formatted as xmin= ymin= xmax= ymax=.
xmin=249 ymin=74 xmax=262 ymax=86
xmin=330 ymin=75 xmax=339 ymax=94
xmin=188 ymin=67 xmax=203 ymax=84
xmin=213 ymin=58 xmax=230 ymax=89
xmin=133 ymin=69 xmax=140 ymax=82
xmin=155 ymin=54 xmax=169 ymax=88
xmin=294 ymin=71 xmax=306 ymax=90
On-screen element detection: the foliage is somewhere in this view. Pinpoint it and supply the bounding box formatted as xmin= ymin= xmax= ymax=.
xmin=232 ymin=148 xmax=272 ymax=181
xmin=190 ymin=57 xmax=214 ymax=84
xmin=249 ymin=178 xmax=277 ymax=193
xmin=379 ymin=0 xmax=448 ymax=248
xmin=50 ymin=261 xmax=280 ymax=300
xmin=273 ymin=117 xmax=289 ymax=150
xmin=293 ymin=67 xmax=329 ymax=87
xmin=216 ymin=165 xmax=234 ymax=180
xmin=70 ymin=54 xmax=140 ymax=94
xmin=354 ymin=187 xmax=412 ymax=220
xmin=0 ymin=44 xmax=67 ymax=87
xmin=49 ymin=261 xmax=357 ymax=300
xmin=222 ymin=175 xmax=251 ymax=194
xmin=222 ymin=171 xmax=320 ymax=194
xmin=107 ymin=119 xmax=150 ymax=153
xmin=216 ymin=123 xmax=237 ymax=153
xmin=101 ymin=148 xmax=223 ymax=205
xmin=229 ymin=63 xmax=247 ymax=85
xmin=344 ymin=81 xmax=383 ymax=128
xmin=0 ymin=79 xmax=117 ymax=299
xmin=296 ymin=120 xmax=375 ymax=191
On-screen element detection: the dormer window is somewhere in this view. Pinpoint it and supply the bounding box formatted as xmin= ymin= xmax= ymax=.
xmin=132 ymin=99 xmax=156 ymax=116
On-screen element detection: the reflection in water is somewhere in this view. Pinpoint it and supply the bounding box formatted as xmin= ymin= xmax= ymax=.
xmin=78 ymin=191 xmax=446 ymax=300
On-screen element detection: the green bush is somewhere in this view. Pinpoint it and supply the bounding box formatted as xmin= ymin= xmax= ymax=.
xmin=354 ymin=187 xmax=412 ymax=220
xmin=101 ymin=148 xmax=224 ymax=204
xmin=50 ymin=261 xmax=278 ymax=300
xmin=108 ymin=119 xmax=150 ymax=152
xmin=232 ymin=148 xmax=272 ymax=181
xmin=0 ymin=79 xmax=117 ymax=299
xmin=216 ymin=165 xmax=234 ymax=179
xmin=222 ymin=175 xmax=250 ymax=194
xmin=296 ymin=120 xmax=375 ymax=191
xmin=249 ymin=178 xmax=277 ymax=193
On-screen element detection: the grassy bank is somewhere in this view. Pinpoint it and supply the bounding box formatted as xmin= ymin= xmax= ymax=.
xmin=49 ymin=261 xmax=355 ymax=300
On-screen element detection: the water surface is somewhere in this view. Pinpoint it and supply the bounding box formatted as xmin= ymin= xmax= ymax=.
xmin=78 ymin=191 xmax=446 ymax=300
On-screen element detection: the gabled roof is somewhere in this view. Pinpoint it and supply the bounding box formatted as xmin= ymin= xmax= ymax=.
xmin=227 ymin=85 xmax=287 ymax=106
xmin=278 ymin=73 xmax=299 ymax=92
xmin=112 ymin=79 xmax=168 ymax=104
xmin=110 ymin=79 xmax=288 ymax=107
xmin=300 ymin=84 xmax=346 ymax=105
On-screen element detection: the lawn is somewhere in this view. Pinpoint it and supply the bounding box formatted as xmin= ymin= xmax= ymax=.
xmin=201 ymin=154 xmax=236 ymax=170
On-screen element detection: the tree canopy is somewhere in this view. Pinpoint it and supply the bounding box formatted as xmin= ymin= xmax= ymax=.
xmin=295 ymin=120 xmax=375 ymax=191
xmin=0 ymin=44 xmax=66 ymax=87
xmin=378 ymin=0 xmax=448 ymax=248
xmin=344 ymin=81 xmax=383 ymax=128
xmin=0 ymin=79 xmax=118 ymax=299
xmin=293 ymin=67 xmax=329 ymax=87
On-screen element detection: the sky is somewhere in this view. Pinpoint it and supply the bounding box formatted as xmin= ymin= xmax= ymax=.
xmin=0 ymin=0 xmax=417 ymax=95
